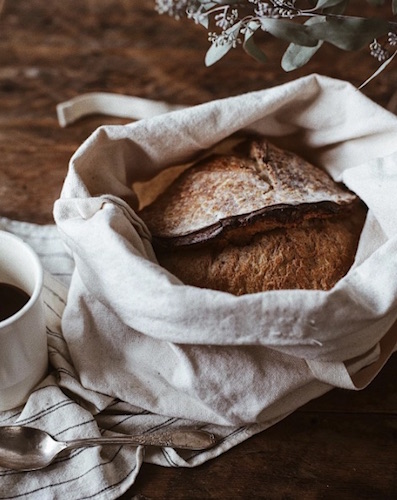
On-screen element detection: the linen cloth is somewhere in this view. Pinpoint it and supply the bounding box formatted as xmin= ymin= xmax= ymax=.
xmin=1 ymin=74 xmax=397 ymax=498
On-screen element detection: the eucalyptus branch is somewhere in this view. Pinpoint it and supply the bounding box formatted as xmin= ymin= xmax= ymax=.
xmin=155 ymin=0 xmax=397 ymax=81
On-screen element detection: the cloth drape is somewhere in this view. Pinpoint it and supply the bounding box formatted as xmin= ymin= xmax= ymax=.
xmin=2 ymin=74 xmax=397 ymax=498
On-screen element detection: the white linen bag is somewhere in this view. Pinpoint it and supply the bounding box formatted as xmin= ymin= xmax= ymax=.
xmin=54 ymin=74 xmax=397 ymax=427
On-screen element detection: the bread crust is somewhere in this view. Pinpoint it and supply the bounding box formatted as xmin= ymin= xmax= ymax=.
xmin=138 ymin=138 xmax=366 ymax=294
xmin=139 ymin=139 xmax=358 ymax=249
xmin=156 ymin=212 xmax=366 ymax=294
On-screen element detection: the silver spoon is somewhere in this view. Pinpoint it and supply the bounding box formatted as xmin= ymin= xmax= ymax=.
xmin=0 ymin=425 xmax=216 ymax=471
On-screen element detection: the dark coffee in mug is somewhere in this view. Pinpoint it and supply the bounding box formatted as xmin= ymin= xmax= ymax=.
xmin=0 ymin=282 xmax=30 ymax=322
xmin=0 ymin=230 xmax=47 ymax=411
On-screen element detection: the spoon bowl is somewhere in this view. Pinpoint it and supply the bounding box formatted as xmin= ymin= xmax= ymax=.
xmin=0 ymin=425 xmax=216 ymax=471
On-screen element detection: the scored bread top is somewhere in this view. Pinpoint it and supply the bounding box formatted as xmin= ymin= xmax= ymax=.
xmin=138 ymin=138 xmax=358 ymax=248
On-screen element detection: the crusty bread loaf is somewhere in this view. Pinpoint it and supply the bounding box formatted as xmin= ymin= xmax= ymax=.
xmin=138 ymin=138 xmax=366 ymax=295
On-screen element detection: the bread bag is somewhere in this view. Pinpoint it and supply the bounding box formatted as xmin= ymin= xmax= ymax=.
xmin=54 ymin=75 xmax=397 ymax=429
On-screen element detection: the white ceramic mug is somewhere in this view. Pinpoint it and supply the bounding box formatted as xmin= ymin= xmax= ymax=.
xmin=0 ymin=230 xmax=48 ymax=411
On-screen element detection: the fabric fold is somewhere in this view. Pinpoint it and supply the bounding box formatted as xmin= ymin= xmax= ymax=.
xmin=53 ymin=74 xmax=397 ymax=426
xmin=2 ymin=74 xmax=397 ymax=498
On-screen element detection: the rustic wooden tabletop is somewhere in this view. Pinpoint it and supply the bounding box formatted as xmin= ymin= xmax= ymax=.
xmin=0 ymin=1 xmax=396 ymax=498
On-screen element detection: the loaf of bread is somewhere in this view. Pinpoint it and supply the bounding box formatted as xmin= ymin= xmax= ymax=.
xmin=138 ymin=138 xmax=366 ymax=295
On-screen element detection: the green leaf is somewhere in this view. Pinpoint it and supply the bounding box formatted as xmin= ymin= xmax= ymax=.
xmin=243 ymin=27 xmax=268 ymax=64
xmin=260 ymin=18 xmax=318 ymax=47
xmin=307 ymin=17 xmax=391 ymax=51
xmin=359 ymin=49 xmax=397 ymax=89
xmin=281 ymin=18 xmax=325 ymax=71
xmin=205 ymin=42 xmax=232 ymax=66
xmin=314 ymin=0 xmax=346 ymax=8
xmin=204 ymin=21 xmax=242 ymax=66
xmin=197 ymin=15 xmax=209 ymax=29
xmin=393 ymin=0 xmax=397 ymax=15
xmin=282 ymin=43 xmax=323 ymax=71
xmin=324 ymin=0 xmax=349 ymax=14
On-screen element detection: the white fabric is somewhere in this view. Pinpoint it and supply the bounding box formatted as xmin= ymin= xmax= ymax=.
xmin=1 ymin=74 xmax=397 ymax=498
xmin=56 ymin=92 xmax=186 ymax=127
xmin=0 ymin=218 xmax=276 ymax=498
xmin=54 ymin=74 xmax=397 ymax=417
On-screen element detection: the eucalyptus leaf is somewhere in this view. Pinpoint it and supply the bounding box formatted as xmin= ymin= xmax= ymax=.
xmin=282 ymin=43 xmax=323 ymax=71
xmin=243 ymin=29 xmax=268 ymax=64
xmin=315 ymin=0 xmax=345 ymax=8
xmin=201 ymin=3 xmax=218 ymax=11
xmin=197 ymin=1 xmax=226 ymax=10
xmin=307 ymin=17 xmax=391 ymax=50
xmin=359 ymin=49 xmax=397 ymax=89
xmin=205 ymin=21 xmax=242 ymax=66
xmin=205 ymin=40 xmax=233 ymax=66
xmin=197 ymin=15 xmax=209 ymax=29
xmin=282 ymin=17 xmax=325 ymax=71
xmin=324 ymin=0 xmax=349 ymax=14
xmin=260 ymin=18 xmax=318 ymax=47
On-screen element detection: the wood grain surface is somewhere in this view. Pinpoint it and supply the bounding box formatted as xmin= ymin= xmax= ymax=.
xmin=0 ymin=1 xmax=396 ymax=498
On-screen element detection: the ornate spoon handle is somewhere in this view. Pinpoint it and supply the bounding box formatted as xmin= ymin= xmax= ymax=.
xmin=63 ymin=429 xmax=216 ymax=451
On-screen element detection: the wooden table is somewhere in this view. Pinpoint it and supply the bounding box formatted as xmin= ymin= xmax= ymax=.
xmin=1 ymin=1 xmax=396 ymax=498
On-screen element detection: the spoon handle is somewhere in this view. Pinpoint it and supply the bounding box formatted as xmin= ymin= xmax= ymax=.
xmin=64 ymin=429 xmax=216 ymax=451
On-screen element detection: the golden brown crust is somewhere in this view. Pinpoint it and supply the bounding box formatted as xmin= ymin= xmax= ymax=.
xmin=157 ymin=208 xmax=367 ymax=295
xmin=138 ymin=138 xmax=357 ymax=249
xmin=138 ymin=138 xmax=366 ymax=294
